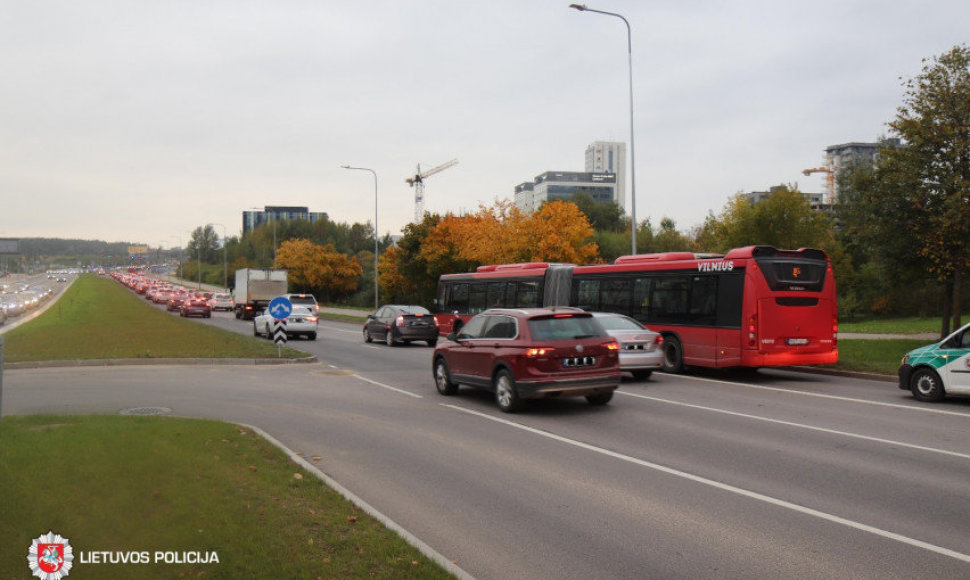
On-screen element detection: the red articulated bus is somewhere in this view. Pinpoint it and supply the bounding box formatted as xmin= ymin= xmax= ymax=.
xmin=433 ymin=246 xmax=838 ymax=372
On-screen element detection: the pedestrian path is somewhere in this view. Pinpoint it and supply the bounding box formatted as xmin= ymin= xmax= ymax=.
xmin=840 ymin=332 xmax=938 ymax=340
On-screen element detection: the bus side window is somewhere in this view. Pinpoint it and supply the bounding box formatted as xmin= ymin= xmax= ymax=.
xmin=450 ymin=283 xmax=469 ymax=314
xmin=487 ymin=282 xmax=506 ymax=309
xmin=601 ymin=278 xmax=632 ymax=316
xmin=517 ymin=281 xmax=540 ymax=308
xmin=632 ymin=277 xmax=651 ymax=323
xmin=690 ymin=276 xmax=717 ymax=326
xmin=468 ymin=283 xmax=487 ymax=314
xmin=575 ymin=279 xmax=599 ymax=311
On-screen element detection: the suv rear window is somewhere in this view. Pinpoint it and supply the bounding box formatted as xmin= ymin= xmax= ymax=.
xmin=528 ymin=315 xmax=605 ymax=341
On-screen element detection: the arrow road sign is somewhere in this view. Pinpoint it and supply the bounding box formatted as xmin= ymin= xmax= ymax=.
xmin=269 ymin=296 xmax=293 ymax=320
xmin=273 ymin=319 xmax=287 ymax=344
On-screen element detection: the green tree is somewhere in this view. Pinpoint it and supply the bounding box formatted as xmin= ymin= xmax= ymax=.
xmin=887 ymin=44 xmax=970 ymax=334
xmin=187 ymin=225 xmax=220 ymax=263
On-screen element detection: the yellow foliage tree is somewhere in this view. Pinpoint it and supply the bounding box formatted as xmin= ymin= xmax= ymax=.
xmin=418 ymin=199 xmax=599 ymax=269
xmin=276 ymin=238 xmax=362 ymax=300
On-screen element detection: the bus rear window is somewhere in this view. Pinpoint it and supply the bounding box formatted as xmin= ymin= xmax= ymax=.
xmin=757 ymin=259 xmax=827 ymax=292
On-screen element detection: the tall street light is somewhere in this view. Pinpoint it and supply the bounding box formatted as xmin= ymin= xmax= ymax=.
xmin=341 ymin=165 xmax=379 ymax=311
xmin=569 ymin=3 xmax=639 ymax=255
xmin=209 ymin=223 xmax=228 ymax=291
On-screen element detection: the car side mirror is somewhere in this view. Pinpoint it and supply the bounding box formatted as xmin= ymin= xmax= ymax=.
xmin=447 ymin=332 xmax=457 ymax=342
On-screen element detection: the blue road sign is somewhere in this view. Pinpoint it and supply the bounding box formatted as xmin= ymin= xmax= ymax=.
xmin=268 ymin=296 xmax=293 ymax=320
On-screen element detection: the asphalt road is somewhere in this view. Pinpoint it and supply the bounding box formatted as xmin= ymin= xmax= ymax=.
xmin=5 ymin=299 xmax=970 ymax=579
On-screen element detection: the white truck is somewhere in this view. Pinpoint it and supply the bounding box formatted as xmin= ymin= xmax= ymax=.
xmin=233 ymin=268 xmax=288 ymax=320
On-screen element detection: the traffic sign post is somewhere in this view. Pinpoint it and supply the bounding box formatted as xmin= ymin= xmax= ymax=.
xmin=268 ymin=297 xmax=292 ymax=358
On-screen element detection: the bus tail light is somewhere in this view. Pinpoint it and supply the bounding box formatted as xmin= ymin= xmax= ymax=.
xmin=747 ymin=314 xmax=758 ymax=347
xmin=833 ymin=316 xmax=839 ymax=347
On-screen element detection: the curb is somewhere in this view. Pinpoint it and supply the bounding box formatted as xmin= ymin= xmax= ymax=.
xmin=4 ymin=356 xmax=318 ymax=370
xmin=240 ymin=423 xmax=475 ymax=580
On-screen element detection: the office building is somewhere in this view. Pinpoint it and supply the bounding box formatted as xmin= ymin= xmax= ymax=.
xmin=515 ymin=172 xmax=617 ymax=214
xmin=242 ymin=206 xmax=328 ymax=235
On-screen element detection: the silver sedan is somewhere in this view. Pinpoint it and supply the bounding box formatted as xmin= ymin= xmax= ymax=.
xmin=591 ymin=312 xmax=663 ymax=380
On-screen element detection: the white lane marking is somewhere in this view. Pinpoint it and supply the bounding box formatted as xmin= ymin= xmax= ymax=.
xmin=318 ymin=324 xmax=362 ymax=335
xmin=676 ymin=374 xmax=970 ymax=418
xmin=353 ymin=374 xmax=422 ymax=398
xmin=442 ymin=403 xmax=970 ymax=564
xmin=618 ymin=391 xmax=970 ymax=460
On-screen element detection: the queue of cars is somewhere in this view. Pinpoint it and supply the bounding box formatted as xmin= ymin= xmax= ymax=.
xmin=109 ymin=271 xmax=688 ymax=412
xmin=1 ymin=278 xmax=57 ymax=326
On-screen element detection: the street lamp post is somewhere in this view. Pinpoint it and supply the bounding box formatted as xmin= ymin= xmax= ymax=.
xmin=569 ymin=3 xmax=638 ymax=255
xmin=341 ymin=165 xmax=379 ymax=311
xmin=209 ymin=223 xmax=228 ymax=291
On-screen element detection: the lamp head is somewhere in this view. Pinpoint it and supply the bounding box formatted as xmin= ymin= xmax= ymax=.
xmin=569 ymin=4 xmax=587 ymax=10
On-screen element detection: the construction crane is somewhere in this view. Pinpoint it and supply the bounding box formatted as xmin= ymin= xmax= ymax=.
xmin=406 ymin=159 xmax=458 ymax=222
xmin=802 ymin=166 xmax=835 ymax=206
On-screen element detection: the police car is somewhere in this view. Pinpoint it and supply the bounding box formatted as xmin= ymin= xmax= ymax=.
xmin=898 ymin=322 xmax=970 ymax=402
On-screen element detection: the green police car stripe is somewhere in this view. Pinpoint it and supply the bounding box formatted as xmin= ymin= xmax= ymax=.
xmin=906 ymin=343 xmax=970 ymax=371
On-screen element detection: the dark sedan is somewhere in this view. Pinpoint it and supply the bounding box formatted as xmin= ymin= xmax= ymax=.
xmin=363 ymin=304 xmax=439 ymax=347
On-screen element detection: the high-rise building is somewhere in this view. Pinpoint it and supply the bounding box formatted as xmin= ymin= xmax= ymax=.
xmin=242 ymin=206 xmax=328 ymax=234
xmin=819 ymin=139 xmax=900 ymax=203
xmin=585 ymin=141 xmax=626 ymax=212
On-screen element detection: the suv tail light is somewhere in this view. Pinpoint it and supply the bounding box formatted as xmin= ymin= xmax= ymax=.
xmin=525 ymin=347 xmax=554 ymax=357
xmin=606 ymin=341 xmax=619 ymax=351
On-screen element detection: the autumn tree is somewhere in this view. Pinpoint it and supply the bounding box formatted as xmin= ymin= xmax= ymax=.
xmin=275 ymin=238 xmax=362 ymax=302
xmin=887 ymin=45 xmax=970 ymax=333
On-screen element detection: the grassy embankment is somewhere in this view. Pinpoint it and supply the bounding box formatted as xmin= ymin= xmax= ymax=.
xmin=0 ymin=415 xmax=453 ymax=579
xmin=0 ymin=276 xmax=453 ymax=578
xmin=2 ymin=274 xmax=311 ymax=362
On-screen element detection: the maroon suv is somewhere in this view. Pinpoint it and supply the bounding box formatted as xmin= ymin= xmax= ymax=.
xmin=432 ymin=308 xmax=621 ymax=412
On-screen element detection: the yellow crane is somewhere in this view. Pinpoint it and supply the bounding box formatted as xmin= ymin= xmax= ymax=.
xmin=802 ymin=166 xmax=834 ymax=205
xmin=407 ymin=159 xmax=458 ymax=222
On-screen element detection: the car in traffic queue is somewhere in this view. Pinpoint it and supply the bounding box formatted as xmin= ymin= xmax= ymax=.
xmin=898 ymin=322 xmax=970 ymax=402
xmin=363 ymin=304 xmax=439 ymax=346
xmin=166 ymin=292 xmax=188 ymax=312
xmin=590 ymin=312 xmax=664 ymax=380
xmin=180 ymin=297 xmax=212 ymax=318
xmin=432 ymin=307 xmax=621 ymax=412
xmin=253 ymin=306 xmax=318 ymax=340
xmin=209 ymin=293 xmax=234 ymax=311
xmin=283 ymin=293 xmax=319 ymax=314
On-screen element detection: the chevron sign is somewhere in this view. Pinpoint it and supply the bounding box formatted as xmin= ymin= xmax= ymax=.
xmin=273 ymin=319 xmax=287 ymax=344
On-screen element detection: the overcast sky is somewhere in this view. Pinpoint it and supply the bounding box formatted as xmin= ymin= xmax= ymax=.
xmin=2 ymin=0 xmax=967 ymax=248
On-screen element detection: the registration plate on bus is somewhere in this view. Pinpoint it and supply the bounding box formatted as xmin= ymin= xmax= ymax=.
xmin=786 ymin=338 xmax=810 ymax=346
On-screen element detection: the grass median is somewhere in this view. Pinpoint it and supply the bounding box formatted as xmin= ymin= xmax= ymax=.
xmin=0 ymin=414 xmax=453 ymax=579
xmin=2 ymin=274 xmax=310 ymax=362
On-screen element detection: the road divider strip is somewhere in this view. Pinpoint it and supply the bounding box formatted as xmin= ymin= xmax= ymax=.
xmin=442 ymin=403 xmax=970 ymax=565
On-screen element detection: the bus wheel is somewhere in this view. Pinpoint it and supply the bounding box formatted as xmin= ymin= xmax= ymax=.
xmin=910 ymin=368 xmax=945 ymax=402
xmin=662 ymin=336 xmax=684 ymax=373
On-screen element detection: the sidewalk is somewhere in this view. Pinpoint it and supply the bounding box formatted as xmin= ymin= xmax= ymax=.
xmin=840 ymin=332 xmax=939 ymax=340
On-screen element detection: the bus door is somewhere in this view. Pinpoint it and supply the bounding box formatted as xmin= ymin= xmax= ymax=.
xmin=715 ymin=272 xmax=744 ymax=366
xmin=687 ymin=275 xmax=717 ymax=366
